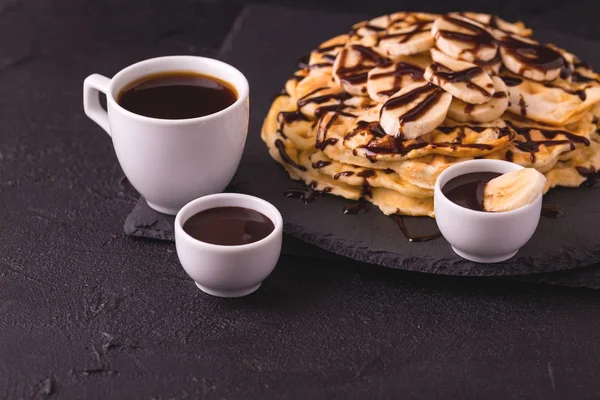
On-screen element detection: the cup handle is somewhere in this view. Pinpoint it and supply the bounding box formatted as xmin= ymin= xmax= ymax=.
xmin=83 ymin=74 xmax=112 ymax=136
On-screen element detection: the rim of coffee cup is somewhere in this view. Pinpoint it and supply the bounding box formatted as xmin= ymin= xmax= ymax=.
xmin=106 ymin=55 xmax=249 ymax=125
xmin=175 ymin=193 xmax=283 ymax=251
xmin=435 ymin=159 xmax=541 ymax=217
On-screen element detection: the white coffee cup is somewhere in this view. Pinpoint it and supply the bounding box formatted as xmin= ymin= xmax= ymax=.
xmin=83 ymin=56 xmax=249 ymax=215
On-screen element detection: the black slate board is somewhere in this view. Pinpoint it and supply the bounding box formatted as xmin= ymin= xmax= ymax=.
xmin=126 ymin=5 xmax=600 ymax=277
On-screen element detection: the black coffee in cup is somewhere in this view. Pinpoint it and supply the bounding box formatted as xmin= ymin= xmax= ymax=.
xmin=117 ymin=71 xmax=237 ymax=119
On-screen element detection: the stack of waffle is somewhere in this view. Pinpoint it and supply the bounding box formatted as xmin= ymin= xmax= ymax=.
xmin=262 ymin=12 xmax=600 ymax=216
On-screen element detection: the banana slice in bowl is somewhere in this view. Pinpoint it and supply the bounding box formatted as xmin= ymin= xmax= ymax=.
xmin=483 ymin=168 xmax=547 ymax=212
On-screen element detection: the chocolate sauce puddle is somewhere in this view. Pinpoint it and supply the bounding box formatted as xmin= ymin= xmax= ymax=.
xmin=343 ymin=200 xmax=369 ymax=215
xmin=541 ymin=205 xmax=564 ymax=219
xmin=391 ymin=215 xmax=442 ymax=243
xmin=283 ymin=189 xmax=322 ymax=204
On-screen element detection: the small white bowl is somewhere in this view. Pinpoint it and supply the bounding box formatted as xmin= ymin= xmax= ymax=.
xmin=434 ymin=159 xmax=542 ymax=263
xmin=175 ymin=193 xmax=283 ymax=298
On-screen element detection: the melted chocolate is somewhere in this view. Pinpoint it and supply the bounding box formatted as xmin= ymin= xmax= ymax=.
xmin=343 ymin=200 xmax=370 ymax=215
xmin=572 ymin=71 xmax=600 ymax=84
xmin=336 ymin=45 xmax=392 ymax=85
xmin=283 ymin=188 xmax=321 ymax=204
xmin=356 ymin=169 xmax=376 ymax=177
xmin=436 ymin=15 xmax=495 ymax=48
xmin=507 ymin=121 xmax=590 ymax=162
xmin=183 ymin=207 xmax=274 ymax=246
xmin=361 ymin=180 xmax=372 ymax=197
xmin=316 ymin=43 xmax=345 ymax=53
xmin=279 ymin=110 xmax=308 ymax=124
xmin=334 ymin=171 xmax=355 ymax=179
xmin=576 ymin=166 xmax=600 ymax=187
xmin=518 ymin=95 xmax=527 ymax=117
xmin=380 ymin=83 xmax=444 ymax=125
xmin=316 ymin=137 xmax=339 ymax=150
xmin=277 ymin=110 xmax=308 ymax=140
xmin=297 ymin=89 xmax=352 ymax=108
xmin=501 ymin=76 xmax=523 ymax=87
xmin=391 ymin=215 xmax=442 ymax=243
xmin=311 ymin=160 xmax=331 ymax=169
xmin=499 ymin=35 xmax=563 ymax=72
xmin=541 ymin=205 xmax=565 ymax=219
xmin=317 ymin=113 xmax=340 ymax=150
xmin=351 ymin=44 xmax=392 ymax=66
xmin=370 ymin=62 xmax=425 ymax=96
xmin=274 ymin=139 xmax=307 ymax=171
xmin=429 ymin=63 xmax=491 ymax=98
xmin=442 ymin=172 xmax=501 ymax=211
xmin=314 ymin=105 xmax=356 ymax=119
xmin=380 ymin=22 xmax=431 ymax=43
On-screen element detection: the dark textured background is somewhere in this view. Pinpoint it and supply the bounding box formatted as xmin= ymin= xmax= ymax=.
xmin=2 ymin=0 xmax=600 ymax=399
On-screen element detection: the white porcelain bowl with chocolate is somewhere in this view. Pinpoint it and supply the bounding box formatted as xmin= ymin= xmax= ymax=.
xmin=175 ymin=193 xmax=283 ymax=298
xmin=434 ymin=159 xmax=542 ymax=263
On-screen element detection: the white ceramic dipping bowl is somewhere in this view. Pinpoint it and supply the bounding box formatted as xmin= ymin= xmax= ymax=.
xmin=175 ymin=193 xmax=283 ymax=297
xmin=434 ymin=159 xmax=542 ymax=263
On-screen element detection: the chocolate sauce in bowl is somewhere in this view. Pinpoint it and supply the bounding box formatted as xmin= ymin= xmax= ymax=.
xmin=183 ymin=207 xmax=274 ymax=246
xmin=442 ymin=172 xmax=502 ymax=211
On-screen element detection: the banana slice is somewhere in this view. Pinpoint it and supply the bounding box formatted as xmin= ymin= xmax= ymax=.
xmin=447 ymin=76 xmax=509 ymax=122
xmin=483 ymin=168 xmax=546 ymax=212
xmin=474 ymin=52 xmax=502 ymax=75
xmin=499 ymin=34 xmax=564 ymax=82
xmin=431 ymin=13 xmax=498 ymax=63
xmin=307 ymin=34 xmax=349 ymax=76
xmin=425 ymin=48 xmax=495 ymax=104
xmin=333 ymin=44 xmax=392 ymax=96
xmin=378 ymin=21 xmax=434 ymax=56
xmin=366 ymin=55 xmax=429 ymax=103
xmin=379 ymin=82 xmax=452 ymax=139
xmin=457 ymin=12 xmax=533 ymax=38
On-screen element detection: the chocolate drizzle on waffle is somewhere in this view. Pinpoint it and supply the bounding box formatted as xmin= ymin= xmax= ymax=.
xmin=335 ymin=45 xmax=392 ymax=86
xmin=576 ymin=166 xmax=600 ymax=187
xmin=506 ymin=120 xmax=591 ymax=162
xmin=370 ymin=61 xmax=425 ymax=97
xmin=275 ymin=139 xmax=307 ymax=171
xmin=380 ymin=21 xmax=432 ymax=43
xmin=348 ymin=120 xmax=504 ymax=155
